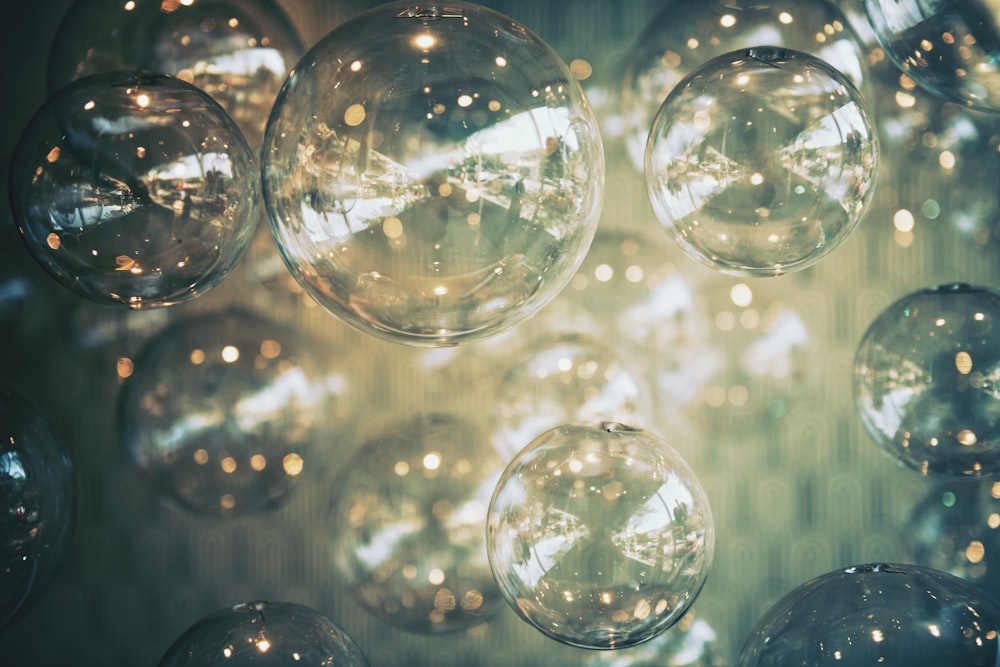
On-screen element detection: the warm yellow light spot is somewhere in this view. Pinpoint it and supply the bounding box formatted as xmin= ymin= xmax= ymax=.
xmin=227 ymin=17 xmax=239 ymax=28
xmin=46 ymin=233 xmax=61 ymax=250
xmin=625 ymin=265 xmax=643 ymax=283
xmin=929 ymin=624 xmax=941 ymax=637
xmin=117 ymin=357 xmax=134 ymax=379
xmin=457 ymin=94 xmax=473 ymax=107
xmin=223 ymin=647 xmax=233 ymax=658
xmin=432 ymin=285 xmax=448 ymax=296
xmin=687 ymin=37 xmax=699 ymax=49
xmin=438 ymin=182 xmax=452 ymax=197
xmin=46 ymin=147 xmax=61 ymax=163
xmin=958 ymin=429 xmax=978 ymax=446
xmin=495 ymin=56 xmax=507 ymax=67
xmin=433 ymin=587 xmax=456 ymax=611
xmin=975 ymin=312 xmax=986 ymax=321
xmin=423 ymin=452 xmax=442 ymax=470
xmin=893 ymin=208 xmax=915 ymax=232
xmin=257 ymin=638 xmax=271 ymax=653
xmin=939 ymin=150 xmax=956 ymax=170
xmin=600 ymin=591 xmax=613 ymax=604
xmin=729 ymin=384 xmax=750 ymax=406
xmin=115 ymin=255 xmax=136 ymax=271
xmin=989 ymin=513 xmax=1000 ymax=529
xmin=730 ymin=283 xmax=753 ymax=307
xmin=967 ymin=540 xmax=986 ymax=563
xmin=283 ymin=453 xmax=304 ymax=476
xmin=190 ymin=348 xmax=206 ymax=365
xmin=250 ymin=454 xmax=267 ymax=471
xmin=136 ymin=93 xmax=151 ymax=108
xmin=736 ymin=74 xmax=751 ymax=86
xmin=895 ymin=91 xmax=917 ymax=108
xmin=428 ymin=568 xmax=445 ymax=585
xmin=260 ymin=339 xmax=281 ymax=360
xmin=383 ymin=217 xmax=404 ymax=239
xmin=956 ymin=351 xmax=973 ymax=374
xmin=402 ymin=564 xmax=418 ymax=579
xmin=344 ymin=103 xmax=366 ymax=127
xmin=415 ymin=34 xmax=435 ymax=49
xmin=488 ymin=99 xmax=501 ymax=111
xmin=750 ymin=172 xmax=764 ymax=185
xmin=778 ymin=11 xmax=793 ymax=23
xmin=569 ymin=59 xmax=593 ymax=80
xmin=221 ymin=456 xmax=237 ymax=474
xmin=394 ymin=460 xmax=410 ymax=476
xmin=594 ymin=264 xmax=614 ymax=282
xmin=125 ymin=0 xmax=136 ymax=9
xmin=461 ymin=589 xmax=484 ymax=611
xmin=84 ymin=100 xmax=96 ymax=110
xmin=935 ymin=318 xmax=947 ymax=327
xmin=871 ymin=629 xmax=884 ymax=643
xmin=221 ymin=345 xmax=240 ymax=363
xmin=633 ymin=598 xmax=651 ymax=620
xmin=720 ymin=13 xmax=736 ymax=27
xmin=350 ymin=60 xmax=362 ymax=72
xmin=602 ymin=481 xmax=623 ymax=500
xmin=194 ymin=449 xmax=209 ymax=465
xmin=220 ymin=494 xmax=236 ymax=510
xmin=568 ymin=458 xmax=583 ymax=473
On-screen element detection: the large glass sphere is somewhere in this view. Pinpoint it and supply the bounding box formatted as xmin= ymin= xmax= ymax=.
xmin=619 ymin=0 xmax=869 ymax=171
xmin=734 ymin=563 xmax=1000 ymax=666
xmin=0 ymin=384 xmax=75 ymax=631
xmin=47 ymin=0 xmax=306 ymax=149
xmin=329 ymin=413 xmax=506 ymax=634
xmin=261 ymin=0 xmax=605 ymax=346
xmin=862 ymin=0 xmax=1000 ymax=113
xmin=158 ymin=600 xmax=370 ymax=666
xmin=854 ymin=283 xmax=1000 ymax=477
xmin=9 ymin=71 xmax=258 ymax=309
xmin=487 ymin=422 xmax=714 ymax=650
xmin=645 ymin=47 xmax=879 ymax=276
xmin=119 ymin=308 xmax=357 ymax=516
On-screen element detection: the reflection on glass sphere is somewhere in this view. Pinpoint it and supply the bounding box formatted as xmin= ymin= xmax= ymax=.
xmin=330 ymin=413 xmax=505 ymax=634
xmin=734 ymin=563 xmax=1000 ymax=666
xmin=47 ymin=0 xmax=306 ymax=149
xmin=863 ymin=0 xmax=1000 ymax=113
xmin=854 ymin=283 xmax=1000 ymax=477
xmin=261 ymin=0 xmax=605 ymax=346
xmin=494 ymin=332 xmax=650 ymax=459
xmin=619 ymin=0 xmax=869 ymax=171
xmin=158 ymin=600 xmax=370 ymax=666
xmin=645 ymin=47 xmax=879 ymax=277
xmin=908 ymin=482 xmax=1000 ymax=591
xmin=487 ymin=422 xmax=714 ymax=649
xmin=585 ymin=609 xmax=723 ymax=667
xmin=119 ymin=308 xmax=356 ymax=516
xmin=0 ymin=384 xmax=75 ymax=631
xmin=10 ymin=71 xmax=258 ymax=309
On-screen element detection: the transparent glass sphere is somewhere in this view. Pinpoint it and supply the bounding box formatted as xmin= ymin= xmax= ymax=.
xmin=645 ymin=47 xmax=879 ymax=276
xmin=863 ymin=0 xmax=1000 ymax=113
xmin=734 ymin=563 xmax=1000 ymax=666
xmin=158 ymin=600 xmax=370 ymax=666
xmin=585 ymin=609 xmax=723 ymax=667
xmin=261 ymin=0 xmax=605 ymax=346
xmin=854 ymin=283 xmax=1000 ymax=477
xmin=329 ymin=413 xmax=506 ymax=634
xmin=47 ymin=0 xmax=306 ymax=149
xmin=493 ymin=332 xmax=651 ymax=459
xmin=487 ymin=422 xmax=714 ymax=650
xmin=619 ymin=0 xmax=870 ymax=171
xmin=119 ymin=308 xmax=357 ymax=516
xmin=0 ymin=384 xmax=76 ymax=631
xmin=9 ymin=71 xmax=258 ymax=309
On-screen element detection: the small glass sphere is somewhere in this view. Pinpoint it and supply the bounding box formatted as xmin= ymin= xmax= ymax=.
xmin=619 ymin=0 xmax=869 ymax=171
xmin=119 ymin=308 xmax=357 ymax=516
xmin=261 ymin=0 xmax=605 ymax=346
xmin=158 ymin=600 xmax=370 ymax=666
xmin=863 ymin=0 xmax=1000 ymax=113
xmin=330 ymin=413 xmax=506 ymax=634
xmin=9 ymin=71 xmax=258 ymax=309
xmin=645 ymin=47 xmax=879 ymax=276
xmin=487 ymin=422 xmax=714 ymax=650
xmin=493 ymin=332 xmax=650 ymax=459
xmin=734 ymin=563 xmax=1000 ymax=666
xmin=854 ymin=283 xmax=1000 ymax=477
xmin=585 ymin=609 xmax=723 ymax=667
xmin=47 ymin=0 xmax=306 ymax=149
xmin=0 ymin=383 xmax=76 ymax=631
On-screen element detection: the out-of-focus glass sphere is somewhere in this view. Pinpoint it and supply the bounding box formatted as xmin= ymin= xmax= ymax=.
xmin=734 ymin=563 xmax=1000 ymax=666
xmin=330 ymin=413 xmax=505 ymax=634
xmin=487 ymin=422 xmax=714 ymax=650
xmin=119 ymin=308 xmax=357 ymax=516
xmin=9 ymin=71 xmax=258 ymax=309
xmin=158 ymin=600 xmax=370 ymax=666
xmin=862 ymin=0 xmax=1000 ymax=113
xmin=585 ymin=609 xmax=723 ymax=667
xmin=493 ymin=332 xmax=650 ymax=459
xmin=261 ymin=0 xmax=605 ymax=346
xmin=0 ymin=384 xmax=75 ymax=631
xmin=645 ymin=47 xmax=879 ymax=276
xmin=854 ymin=283 xmax=1000 ymax=477
xmin=619 ymin=0 xmax=869 ymax=171
xmin=47 ymin=0 xmax=306 ymax=149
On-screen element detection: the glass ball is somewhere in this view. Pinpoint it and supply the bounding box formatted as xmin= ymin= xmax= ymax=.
xmin=585 ymin=609 xmax=723 ymax=667
xmin=619 ymin=0 xmax=870 ymax=171
xmin=645 ymin=47 xmax=879 ymax=276
xmin=158 ymin=600 xmax=370 ymax=666
xmin=47 ymin=0 xmax=306 ymax=149
xmin=734 ymin=563 xmax=1000 ymax=666
xmin=261 ymin=0 xmax=605 ymax=346
xmin=119 ymin=308 xmax=357 ymax=516
xmin=854 ymin=283 xmax=1000 ymax=477
xmin=9 ymin=71 xmax=259 ymax=309
xmin=862 ymin=0 xmax=1000 ymax=113
xmin=487 ymin=422 xmax=714 ymax=650
xmin=0 ymin=383 xmax=76 ymax=631
xmin=493 ymin=332 xmax=651 ymax=459
xmin=330 ymin=413 xmax=506 ymax=634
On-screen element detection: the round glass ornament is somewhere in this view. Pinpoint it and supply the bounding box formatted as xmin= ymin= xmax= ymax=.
xmin=619 ymin=0 xmax=870 ymax=171
xmin=47 ymin=0 xmax=306 ymax=149
xmin=158 ymin=600 xmax=370 ymax=666
xmin=9 ymin=71 xmax=258 ymax=309
xmin=119 ymin=308 xmax=357 ymax=516
xmin=734 ymin=562 xmax=1000 ymax=666
xmin=487 ymin=422 xmax=714 ymax=650
xmin=645 ymin=46 xmax=879 ymax=276
xmin=0 ymin=383 xmax=75 ymax=631
xmin=862 ymin=0 xmax=1000 ymax=113
xmin=854 ymin=283 xmax=1000 ymax=477
xmin=261 ymin=0 xmax=605 ymax=346
xmin=330 ymin=413 xmax=506 ymax=634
